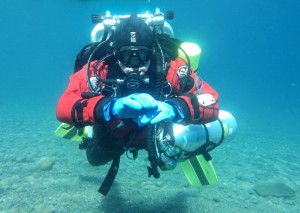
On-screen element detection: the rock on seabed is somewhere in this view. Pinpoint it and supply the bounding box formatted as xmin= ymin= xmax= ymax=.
xmin=253 ymin=179 xmax=297 ymax=198
xmin=36 ymin=157 xmax=56 ymax=171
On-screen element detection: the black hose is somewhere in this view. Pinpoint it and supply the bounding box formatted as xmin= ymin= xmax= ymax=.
xmin=152 ymin=35 xmax=165 ymax=100
xmin=163 ymin=35 xmax=191 ymax=94
xmin=146 ymin=124 xmax=160 ymax=178
xmin=146 ymin=41 xmax=165 ymax=178
xmin=86 ymin=32 xmax=114 ymax=92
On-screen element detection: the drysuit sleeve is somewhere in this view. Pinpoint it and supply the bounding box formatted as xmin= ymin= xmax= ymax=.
xmin=165 ymin=57 xmax=219 ymax=125
xmin=56 ymin=61 xmax=113 ymax=127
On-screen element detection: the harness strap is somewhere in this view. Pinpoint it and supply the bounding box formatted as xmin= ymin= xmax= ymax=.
xmin=97 ymin=125 xmax=141 ymax=196
xmin=98 ymin=154 xmax=121 ymax=196
xmin=183 ymin=119 xmax=225 ymax=160
xmin=71 ymin=99 xmax=88 ymax=128
xmin=182 ymin=93 xmax=200 ymax=120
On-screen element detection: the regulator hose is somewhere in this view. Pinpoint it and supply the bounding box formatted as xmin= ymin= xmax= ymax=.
xmin=146 ymin=45 xmax=164 ymax=178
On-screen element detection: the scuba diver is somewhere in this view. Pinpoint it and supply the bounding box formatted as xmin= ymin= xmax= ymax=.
xmin=56 ymin=9 xmax=235 ymax=196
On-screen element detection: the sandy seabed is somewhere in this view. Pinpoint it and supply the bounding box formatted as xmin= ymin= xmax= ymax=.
xmin=0 ymin=107 xmax=299 ymax=213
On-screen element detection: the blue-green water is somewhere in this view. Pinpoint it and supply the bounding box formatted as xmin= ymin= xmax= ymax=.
xmin=0 ymin=1 xmax=299 ymax=212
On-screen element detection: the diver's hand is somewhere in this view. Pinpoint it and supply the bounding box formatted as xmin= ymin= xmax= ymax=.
xmin=135 ymin=101 xmax=184 ymax=126
xmin=149 ymin=101 xmax=176 ymax=124
xmin=134 ymin=101 xmax=176 ymax=126
xmin=112 ymin=93 xmax=158 ymax=119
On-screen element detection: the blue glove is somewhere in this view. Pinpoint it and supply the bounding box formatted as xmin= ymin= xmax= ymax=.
xmin=112 ymin=93 xmax=158 ymax=119
xmin=149 ymin=101 xmax=176 ymax=124
xmin=136 ymin=101 xmax=185 ymax=126
xmin=135 ymin=110 xmax=158 ymax=126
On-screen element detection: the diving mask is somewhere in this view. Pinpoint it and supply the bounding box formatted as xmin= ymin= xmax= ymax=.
xmin=116 ymin=46 xmax=152 ymax=68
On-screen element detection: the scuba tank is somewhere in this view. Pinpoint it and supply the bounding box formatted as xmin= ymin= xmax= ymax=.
xmin=91 ymin=11 xmax=174 ymax=43
xmin=173 ymin=110 xmax=238 ymax=160
xmin=178 ymin=42 xmax=201 ymax=72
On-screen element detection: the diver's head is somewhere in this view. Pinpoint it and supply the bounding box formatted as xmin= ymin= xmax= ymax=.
xmin=113 ymin=15 xmax=154 ymax=75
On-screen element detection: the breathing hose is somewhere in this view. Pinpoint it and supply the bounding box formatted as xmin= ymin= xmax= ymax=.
xmin=146 ymin=41 xmax=165 ymax=178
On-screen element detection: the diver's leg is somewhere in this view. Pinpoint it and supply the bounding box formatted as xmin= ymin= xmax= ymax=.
xmin=86 ymin=143 xmax=116 ymax=166
xmin=86 ymin=125 xmax=123 ymax=166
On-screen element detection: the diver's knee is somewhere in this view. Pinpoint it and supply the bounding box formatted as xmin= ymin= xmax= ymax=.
xmin=86 ymin=144 xmax=114 ymax=166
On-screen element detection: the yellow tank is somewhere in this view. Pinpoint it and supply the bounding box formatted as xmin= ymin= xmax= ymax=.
xmin=178 ymin=42 xmax=201 ymax=72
